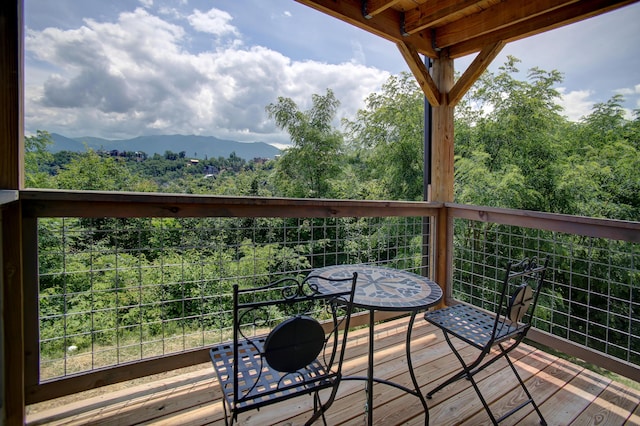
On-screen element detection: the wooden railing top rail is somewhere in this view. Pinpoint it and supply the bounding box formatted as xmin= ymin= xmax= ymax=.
xmin=17 ymin=192 xmax=640 ymax=401
xmin=447 ymin=202 xmax=640 ymax=242
xmin=19 ymin=189 xmax=443 ymax=219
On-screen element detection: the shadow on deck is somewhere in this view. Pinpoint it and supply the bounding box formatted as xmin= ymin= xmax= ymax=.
xmin=26 ymin=317 xmax=640 ymax=425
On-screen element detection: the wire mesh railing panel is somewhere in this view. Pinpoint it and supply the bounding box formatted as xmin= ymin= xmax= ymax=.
xmin=37 ymin=215 xmax=429 ymax=380
xmin=452 ymin=218 xmax=639 ymax=367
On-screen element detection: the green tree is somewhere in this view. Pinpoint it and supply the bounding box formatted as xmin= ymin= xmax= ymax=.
xmin=558 ymin=96 xmax=640 ymax=220
xmin=55 ymin=149 xmax=157 ymax=192
xmin=454 ymin=57 xmax=568 ymax=211
xmin=344 ymin=73 xmax=425 ymax=200
xmin=25 ymin=130 xmax=54 ymax=188
xmin=266 ymin=89 xmax=344 ymax=198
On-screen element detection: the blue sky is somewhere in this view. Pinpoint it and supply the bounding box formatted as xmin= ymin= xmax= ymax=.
xmin=24 ymin=0 xmax=640 ymax=147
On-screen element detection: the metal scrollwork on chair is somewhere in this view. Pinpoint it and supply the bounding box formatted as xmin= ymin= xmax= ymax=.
xmin=210 ymin=272 xmax=358 ymax=426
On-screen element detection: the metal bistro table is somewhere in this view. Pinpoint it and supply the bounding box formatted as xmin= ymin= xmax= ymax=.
xmin=309 ymin=265 xmax=443 ymax=425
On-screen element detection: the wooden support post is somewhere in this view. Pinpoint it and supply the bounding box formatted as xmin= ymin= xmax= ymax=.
xmin=1 ymin=0 xmax=25 ymax=424
xmin=430 ymin=55 xmax=455 ymax=305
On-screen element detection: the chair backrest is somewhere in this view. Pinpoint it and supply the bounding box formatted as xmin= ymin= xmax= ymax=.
xmin=231 ymin=272 xmax=357 ymax=407
xmin=491 ymin=256 xmax=549 ymax=342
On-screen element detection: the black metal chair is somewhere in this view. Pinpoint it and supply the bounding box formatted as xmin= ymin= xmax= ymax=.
xmin=424 ymin=257 xmax=549 ymax=425
xmin=209 ymin=272 xmax=358 ymax=426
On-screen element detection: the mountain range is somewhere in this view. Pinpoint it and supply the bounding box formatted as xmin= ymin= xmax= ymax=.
xmin=49 ymin=133 xmax=282 ymax=160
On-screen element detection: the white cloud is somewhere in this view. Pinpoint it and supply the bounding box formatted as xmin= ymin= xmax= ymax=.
xmin=24 ymin=7 xmax=389 ymax=145
xmin=139 ymin=0 xmax=153 ymax=8
xmin=187 ymin=8 xmax=238 ymax=37
xmin=616 ymin=88 xmax=635 ymax=96
xmin=555 ymin=88 xmax=594 ymax=122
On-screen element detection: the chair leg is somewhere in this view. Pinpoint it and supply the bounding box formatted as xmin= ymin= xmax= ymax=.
xmin=426 ymin=332 xmax=487 ymax=399
xmin=427 ymin=333 xmax=546 ymax=425
xmin=499 ymin=347 xmax=547 ymax=425
xmin=306 ymin=389 xmax=334 ymax=426
xmin=466 ymin=369 xmax=499 ymax=425
xmin=469 ymin=344 xmax=546 ymax=425
xmin=222 ymin=400 xmax=231 ymax=426
xmin=442 ymin=334 xmax=500 ymax=425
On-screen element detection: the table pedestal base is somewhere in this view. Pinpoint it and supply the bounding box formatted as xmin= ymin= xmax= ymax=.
xmin=342 ymin=309 xmax=429 ymax=425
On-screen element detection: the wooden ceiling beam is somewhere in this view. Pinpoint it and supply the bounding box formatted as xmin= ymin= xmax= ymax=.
xmin=397 ymin=41 xmax=441 ymax=106
xmin=402 ymin=0 xmax=484 ymax=36
xmin=295 ymin=0 xmax=438 ymax=57
xmin=362 ymin=0 xmax=403 ymax=19
xmin=296 ymin=0 xmax=640 ymax=60
xmin=448 ymin=41 xmax=505 ymax=106
xmin=447 ymin=0 xmax=638 ymax=58
xmin=434 ymin=0 xmax=578 ymax=49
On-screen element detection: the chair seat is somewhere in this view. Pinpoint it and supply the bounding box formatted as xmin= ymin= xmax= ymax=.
xmin=210 ymin=338 xmax=336 ymax=411
xmin=425 ymin=304 xmax=524 ymax=349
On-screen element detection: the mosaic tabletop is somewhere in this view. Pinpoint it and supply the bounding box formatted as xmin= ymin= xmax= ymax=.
xmin=309 ymin=265 xmax=442 ymax=311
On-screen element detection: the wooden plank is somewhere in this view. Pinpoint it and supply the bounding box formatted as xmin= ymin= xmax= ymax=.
xmin=1 ymin=1 xmax=25 ymax=424
xmin=529 ymin=330 xmax=640 ymax=384
xmin=628 ymin=403 xmax=640 ymax=425
xmin=79 ymin=377 xmax=219 ymax=426
xmin=26 ymin=311 xmax=409 ymax=405
xmin=448 ymin=203 xmax=640 ymax=243
xmin=521 ymin=365 xmax=611 ymax=425
xmin=25 ymin=318 xmax=640 ymax=426
xmin=282 ymin=325 xmax=474 ymax=426
xmin=434 ymin=0 xmax=576 ymax=49
xmin=396 ymin=41 xmax=441 ymax=106
xmin=403 ymin=0 xmax=483 ymax=35
xmin=462 ymin=349 xmax=571 ymax=425
xmin=22 ymin=217 xmax=40 ymax=397
xmin=345 ymin=352 xmax=483 ymax=425
xmin=27 ymin=318 xmax=435 ymax=425
xmin=430 ymin=57 xmax=455 ymax=204
xmin=362 ymin=0 xmax=402 ymax=19
xmin=448 ymin=41 xmax=505 ymax=106
xmin=447 ymin=0 xmax=638 ymax=58
xmin=369 ymin=345 xmax=538 ymax=426
xmin=570 ymin=381 xmax=640 ymax=425
xmin=26 ymin=367 xmax=215 ymax=424
xmin=144 ymin=399 xmax=224 ymax=426
xmin=424 ymin=347 xmax=539 ymax=425
xmin=26 ymin=348 xmax=213 ymax=405
xmin=0 ymin=0 xmax=24 ymax=191
xmin=2 ymin=202 xmax=25 ymax=426
xmin=294 ymin=0 xmax=438 ymax=57
xmin=20 ymin=189 xmax=442 ymax=219
xmin=430 ymin=57 xmax=455 ymax=309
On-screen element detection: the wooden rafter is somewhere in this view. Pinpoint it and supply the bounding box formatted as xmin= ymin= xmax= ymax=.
xmin=448 ymin=41 xmax=505 ymax=106
xmin=396 ymin=41 xmax=441 ymax=107
xmin=362 ymin=0 xmax=403 ymax=19
xmin=434 ymin=0 xmax=580 ymax=50
xmin=402 ymin=0 xmax=484 ymax=36
xmin=295 ymin=0 xmax=638 ymax=59
xmin=447 ymin=0 xmax=638 ymax=58
xmin=295 ymin=0 xmax=437 ymax=57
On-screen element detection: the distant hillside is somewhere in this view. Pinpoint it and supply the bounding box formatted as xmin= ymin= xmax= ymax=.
xmin=49 ymin=133 xmax=282 ymax=160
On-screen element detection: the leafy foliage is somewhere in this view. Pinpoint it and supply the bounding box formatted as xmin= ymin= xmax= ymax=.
xmin=266 ymin=89 xmax=345 ymax=198
xmin=26 ymin=58 xmax=639 ymax=375
xmin=344 ymin=73 xmax=425 ymax=200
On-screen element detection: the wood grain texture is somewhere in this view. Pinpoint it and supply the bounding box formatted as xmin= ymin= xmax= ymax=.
xmin=26 ymin=317 xmax=640 ymax=426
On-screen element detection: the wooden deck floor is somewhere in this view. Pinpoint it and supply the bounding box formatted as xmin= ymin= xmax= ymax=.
xmin=27 ymin=317 xmax=640 ymax=426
